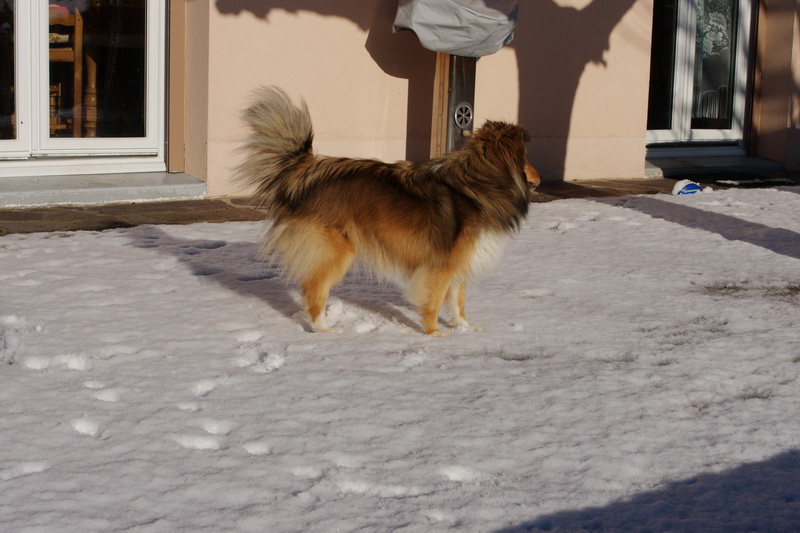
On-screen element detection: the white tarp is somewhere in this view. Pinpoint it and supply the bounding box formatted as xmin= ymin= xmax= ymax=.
xmin=393 ymin=0 xmax=518 ymax=57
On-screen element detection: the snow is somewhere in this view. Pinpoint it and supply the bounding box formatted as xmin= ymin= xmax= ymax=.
xmin=1 ymin=187 xmax=799 ymax=532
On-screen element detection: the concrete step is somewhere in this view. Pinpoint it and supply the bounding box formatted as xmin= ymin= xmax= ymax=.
xmin=0 ymin=172 xmax=206 ymax=208
xmin=645 ymin=156 xmax=784 ymax=178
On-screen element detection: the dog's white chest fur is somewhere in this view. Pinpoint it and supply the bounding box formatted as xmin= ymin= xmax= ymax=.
xmin=468 ymin=231 xmax=511 ymax=278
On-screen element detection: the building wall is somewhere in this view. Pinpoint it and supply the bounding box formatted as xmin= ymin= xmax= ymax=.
xmin=197 ymin=1 xmax=436 ymax=196
xmin=477 ymin=0 xmax=653 ymax=182
xmin=185 ymin=0 xmax=654 ymax=197
xmin=184 ymin=1 xmax=210 ymax=184
xmin=786 ymin=0 xmax=800 ymax=170
xmin=185 ymin=0 xmax=800 ymax=195
xmin=751 ymin=0 xmax=798 ymax=167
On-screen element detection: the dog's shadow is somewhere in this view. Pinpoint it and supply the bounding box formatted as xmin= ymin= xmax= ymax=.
xmin=125 ymin=226 xmax=421 ymax=332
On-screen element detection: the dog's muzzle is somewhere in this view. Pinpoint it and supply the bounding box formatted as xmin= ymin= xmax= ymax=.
xmin=525 ymin=163 xmax=542 ymax=190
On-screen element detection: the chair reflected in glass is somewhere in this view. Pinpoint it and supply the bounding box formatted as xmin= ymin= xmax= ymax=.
xmin=49 ymin=3 xmax=96 ymax=138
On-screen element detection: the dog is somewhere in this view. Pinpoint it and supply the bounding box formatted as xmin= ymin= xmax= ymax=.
xmin=236 ymin=86 xmax=540 ymax=335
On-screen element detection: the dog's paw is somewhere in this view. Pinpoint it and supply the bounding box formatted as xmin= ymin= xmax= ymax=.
xmin=309 ymin=316 xmax=343 ymax=334
xmin=313 ymin=325 xmax=344 ymax=334
xmin=450 ymin=318 xmax=482 ymax=332
xmin=429 ymin=329 xmax=451 ymax=338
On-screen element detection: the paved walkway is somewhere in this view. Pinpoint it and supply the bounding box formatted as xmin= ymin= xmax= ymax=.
xmin=1 ymin=174 xmax=798 ymax=236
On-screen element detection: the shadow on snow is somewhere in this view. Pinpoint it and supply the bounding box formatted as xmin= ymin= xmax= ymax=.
xmin=498 ymin=449 xmax=800 ymax=532
xmin=596 ymin=196 xmax=800 ymax=260
xmin=124 ymin=225 xmax=420 ymax=332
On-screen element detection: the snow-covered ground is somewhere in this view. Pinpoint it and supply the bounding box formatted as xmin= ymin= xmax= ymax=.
xmin=1 ymin=187 xmax=799 ymax=532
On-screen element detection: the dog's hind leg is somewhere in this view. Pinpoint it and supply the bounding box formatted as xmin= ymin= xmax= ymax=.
xmin=297 ymin=228 xmax=355 ymax=334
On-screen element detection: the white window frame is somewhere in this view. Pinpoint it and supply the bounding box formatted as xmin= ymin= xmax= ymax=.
xmin=647 ymin=0 xmax=753 ymax=153
xmin=0 ymin=1 xmax=31 ymax=158
xmin=0 ymin=0 xmax=166 ymax=177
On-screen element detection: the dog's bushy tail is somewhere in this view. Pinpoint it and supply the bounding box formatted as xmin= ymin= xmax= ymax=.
xmin=235 ymin=86 xmax=315 ymax=210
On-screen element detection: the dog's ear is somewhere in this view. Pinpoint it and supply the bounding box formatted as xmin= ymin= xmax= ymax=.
xmin=474 ymin=121 xmax=529 ymax=145
xmin=501 ymin=124 xmax=529 ymax=143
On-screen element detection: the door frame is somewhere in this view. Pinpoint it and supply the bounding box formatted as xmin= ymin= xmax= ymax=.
xmin=646 ymin=0 xmax=755 ymax=157
xmin=0 ymin=0 xmax=168 ymax=177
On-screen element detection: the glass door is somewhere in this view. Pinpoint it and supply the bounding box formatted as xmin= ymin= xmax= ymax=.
xmin=0 ymin=0 xmax=165 ymax=175
xmin=0 ymin=0 xmax=30 ymax=157
xmin=646 ymin=0 xmax=753 ymax=151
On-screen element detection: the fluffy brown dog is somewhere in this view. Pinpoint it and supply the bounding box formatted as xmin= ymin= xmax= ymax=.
xmin=236 ymin=86 xmax=540 ymax=335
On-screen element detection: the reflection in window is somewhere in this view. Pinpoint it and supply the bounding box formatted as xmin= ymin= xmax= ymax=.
xmin=0 ymin=0 xmax=16 ymax=140
xmin=691 ymin=0 xmax=737 ymax=130
xmin=49 ymin=0 xmax=146 ymax=138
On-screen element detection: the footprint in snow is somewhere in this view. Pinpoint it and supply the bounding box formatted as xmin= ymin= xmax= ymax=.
xmin=70 ymin=417 xmax=103 ymax=438
xmin=354 ymin=321 xmax=379 ymax=334
xmin=235 ymin=329 xmax=266 ymax=343
xmin=232 ymin=344 xmax=286 ymax=373
xmin=0 ymin=461 xmax=50 ymax=481
xmin=243 ymin=441 xmax=271 ymax=456
xmin=336 ymin=479 xmax=429 ymax=499
xmin=192 ymin=379 xmax=217 ymax=397
xmin=83 ymin=381 xmax=123 ymax=402
xmin=172 ymin=415 xmax=237 ymax=450
xmin=197 ymin=418 xmax=237 ymax=436
xmin=439 ymin=465 xmax=483 ymax=483
xmin=93 ymin=389 xmax=123 ymax=403
xmin=291 ymin=465 xmax=326 ymax=480
xmin=0 ymin=314 xmax=28 ymax=364
xmin=422 ymin=509 xmax=460 ymax=526
xmin=579 ymin=212 xmax=601 ymax=222
xmin=176 ymin=401 xmax=201 ymax=411
xmin=171 ymin=434 xmax=222 ymax=451
xmin=20 ymin=353 xmax=92 ymax=371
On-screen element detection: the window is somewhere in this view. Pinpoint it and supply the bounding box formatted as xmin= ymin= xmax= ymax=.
xmin=0 ymin=0 xmax=166 ymax=176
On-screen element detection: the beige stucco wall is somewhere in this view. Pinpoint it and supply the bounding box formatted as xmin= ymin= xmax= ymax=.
xmin=186 ymin=0 xmax=654 ymax=196
xmin=751 ymin=0 xmax=798 ymax=166
xmin=184 ymin=1 xmax=210 ymax=185
xmin=787 ymin=0 xmax=800 ymax=170
xmin=477 ymin=0 xmax=653 ymax=181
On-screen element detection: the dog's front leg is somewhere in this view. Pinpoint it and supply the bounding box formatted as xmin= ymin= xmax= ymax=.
xmin=409 ymin=268 xmax=455 ymax=336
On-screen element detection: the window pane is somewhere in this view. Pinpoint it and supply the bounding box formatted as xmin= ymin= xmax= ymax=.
xmin=49 ymin=0 xmax=146 ymax=138
xmin=691 ymin=0 xmax=738 ymax=130
xmin=1 ymin=0 xmax=16 ymax=140
xmin=647 ymin=0 xmax=679 ymax=131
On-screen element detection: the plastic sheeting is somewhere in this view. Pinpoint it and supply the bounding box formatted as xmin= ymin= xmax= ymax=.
xmin=393 ymin=0 xmax=518 ymax=57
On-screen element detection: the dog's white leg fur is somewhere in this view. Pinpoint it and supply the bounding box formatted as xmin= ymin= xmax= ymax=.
xmin=407 ymin=267 xmax=454 ymax=336
xmin=293 ymin=224 xmax=355 ymax=335
xmin=446 ymin=282 xmax=482 ymax=331
xmin=309 ymin=312 xmax=343 ymax=334
xmin=446 ymin=282 xmax=468 ymax=327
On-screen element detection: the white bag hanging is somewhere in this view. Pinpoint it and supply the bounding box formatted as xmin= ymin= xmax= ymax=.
xmin=393 ymin=0 xmax=519 ymax=57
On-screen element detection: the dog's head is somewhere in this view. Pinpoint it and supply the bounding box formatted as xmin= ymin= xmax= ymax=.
xmin=472 ymin=121 xmax=541 ymax=193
